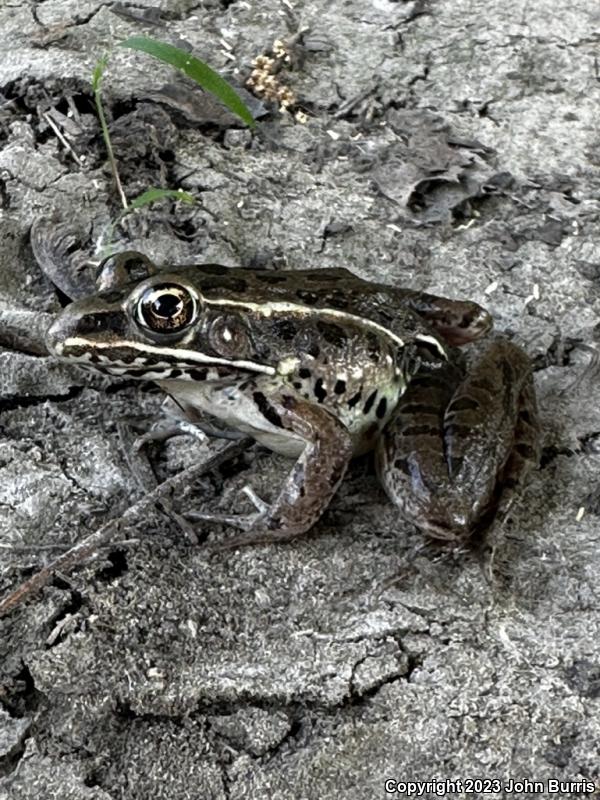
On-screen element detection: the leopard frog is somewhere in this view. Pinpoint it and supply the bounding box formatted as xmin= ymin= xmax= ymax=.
xmin=46 ymin=252 xmax=540 ymax=544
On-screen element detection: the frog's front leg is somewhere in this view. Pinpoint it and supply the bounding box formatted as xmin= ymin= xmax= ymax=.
xmin=213 ymin=392 xmax=354 ymax=548
xmin=376 ymin=339 xmax=540 ymax=540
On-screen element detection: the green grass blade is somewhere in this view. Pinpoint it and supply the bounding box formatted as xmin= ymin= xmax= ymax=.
xmin=129 ymin=187 xmax=195 ymax=211
xmin=118 ymin=36 xmax=255 ymax=127
xmin=92 ymin=52 xmax=128 ymax=209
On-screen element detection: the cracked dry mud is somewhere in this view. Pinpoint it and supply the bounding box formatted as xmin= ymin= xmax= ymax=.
xmin=1 ymin=1 xmax=600 ymax=799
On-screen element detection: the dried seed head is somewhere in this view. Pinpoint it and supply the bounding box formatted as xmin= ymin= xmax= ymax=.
xmin=273 ymin=39 xmax=287 ymax=58
xmin=247 ymin=39 xmax=298 ymax=113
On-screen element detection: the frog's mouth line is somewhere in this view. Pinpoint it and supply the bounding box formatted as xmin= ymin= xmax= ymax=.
xmin=56 ymin=336 xmax=277 ymax=377
xmin=76 ymin=361 xmax=230 ymax=382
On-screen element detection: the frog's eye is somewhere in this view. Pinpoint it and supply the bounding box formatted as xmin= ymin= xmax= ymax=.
xmin=136 ymin=283 xmax=199 ymax=334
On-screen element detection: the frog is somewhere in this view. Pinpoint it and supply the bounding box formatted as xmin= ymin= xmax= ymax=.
xmin=45 ymin=251 xmax=540 ymax=546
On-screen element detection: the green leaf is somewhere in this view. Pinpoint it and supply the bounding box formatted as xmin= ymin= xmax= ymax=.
xmin=118 ymin=36 xmax=255 ymax=128
xmin=128 ymin=187 xmax=196 ymax=211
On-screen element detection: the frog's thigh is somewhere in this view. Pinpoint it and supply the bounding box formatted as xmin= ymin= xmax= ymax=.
xmin=376 ymin=340 xmax=539 ymax=539
xmin=241 ymin=392 xmax=354 ymax=543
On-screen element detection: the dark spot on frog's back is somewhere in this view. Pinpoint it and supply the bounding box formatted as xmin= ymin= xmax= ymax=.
xmin=272 ymin=319 xmax=298 ymax=341
xmin=190 ymin=368 xmax=208 ymax=381
xmin=316 ymin=321 xmax=347 ymax=348
xmin=296 ymin=289 xmax=320 ymax=305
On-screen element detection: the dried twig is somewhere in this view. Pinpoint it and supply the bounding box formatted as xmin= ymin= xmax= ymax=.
xmin=42 ymin=111 xmax=83 ymax=166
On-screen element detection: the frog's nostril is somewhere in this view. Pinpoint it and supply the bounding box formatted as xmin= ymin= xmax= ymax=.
xmin=46 ymin=316 xmax=65 ymax=356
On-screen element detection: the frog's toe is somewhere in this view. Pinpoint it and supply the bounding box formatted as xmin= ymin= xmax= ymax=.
xmin=185 ymin=509 xmax=263 ymax=532
xmin=416 ymin=516 xmax=472 ymax=542
xmin=208 ymin=528 xmax=273 ymax=552
xmin=239 ymin=485 xmax=270 ymax=515
xmin=209 ymin=522 xmax=306 ymax=552
xmin=185 ymin=484 xmax=271 ymax=533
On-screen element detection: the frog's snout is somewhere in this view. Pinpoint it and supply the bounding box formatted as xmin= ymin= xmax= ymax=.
xmin=46 ymin=304 xmax=94 ymax=357
xmin=46 ymin=297 xmax=125 ymax=359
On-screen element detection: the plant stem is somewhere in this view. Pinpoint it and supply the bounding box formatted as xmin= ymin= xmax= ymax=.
xmin=94 ymin=85 xmax=128 ymax=210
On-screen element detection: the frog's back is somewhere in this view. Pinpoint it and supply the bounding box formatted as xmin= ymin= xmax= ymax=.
xmin=174 ymin=264 xmax=425 ymax=342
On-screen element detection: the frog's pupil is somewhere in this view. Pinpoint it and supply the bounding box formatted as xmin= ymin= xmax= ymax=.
xmin=153 ymin=293 xmax=183 ymax=318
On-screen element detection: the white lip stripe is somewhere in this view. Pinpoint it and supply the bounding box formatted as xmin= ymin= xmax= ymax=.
xmin=63 ymin=337 xmax=277 ymax=375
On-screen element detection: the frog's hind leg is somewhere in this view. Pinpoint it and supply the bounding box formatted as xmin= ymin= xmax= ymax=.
xmin=376 ymin=340 xmax=540 ymax=541
xmin=208 ymin=394 xmax=354 ymax=549
xmin=493 ymin=375 xmax=540 ymax=523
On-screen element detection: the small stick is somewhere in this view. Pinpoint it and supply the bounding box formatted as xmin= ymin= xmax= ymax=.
xmin=42 ymin=111 xmax=83 ymax=166
xmin=0 ymin=539 xmax=140 ymax=552
xmin=0 ymin=440 xmax=250 ymax=618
